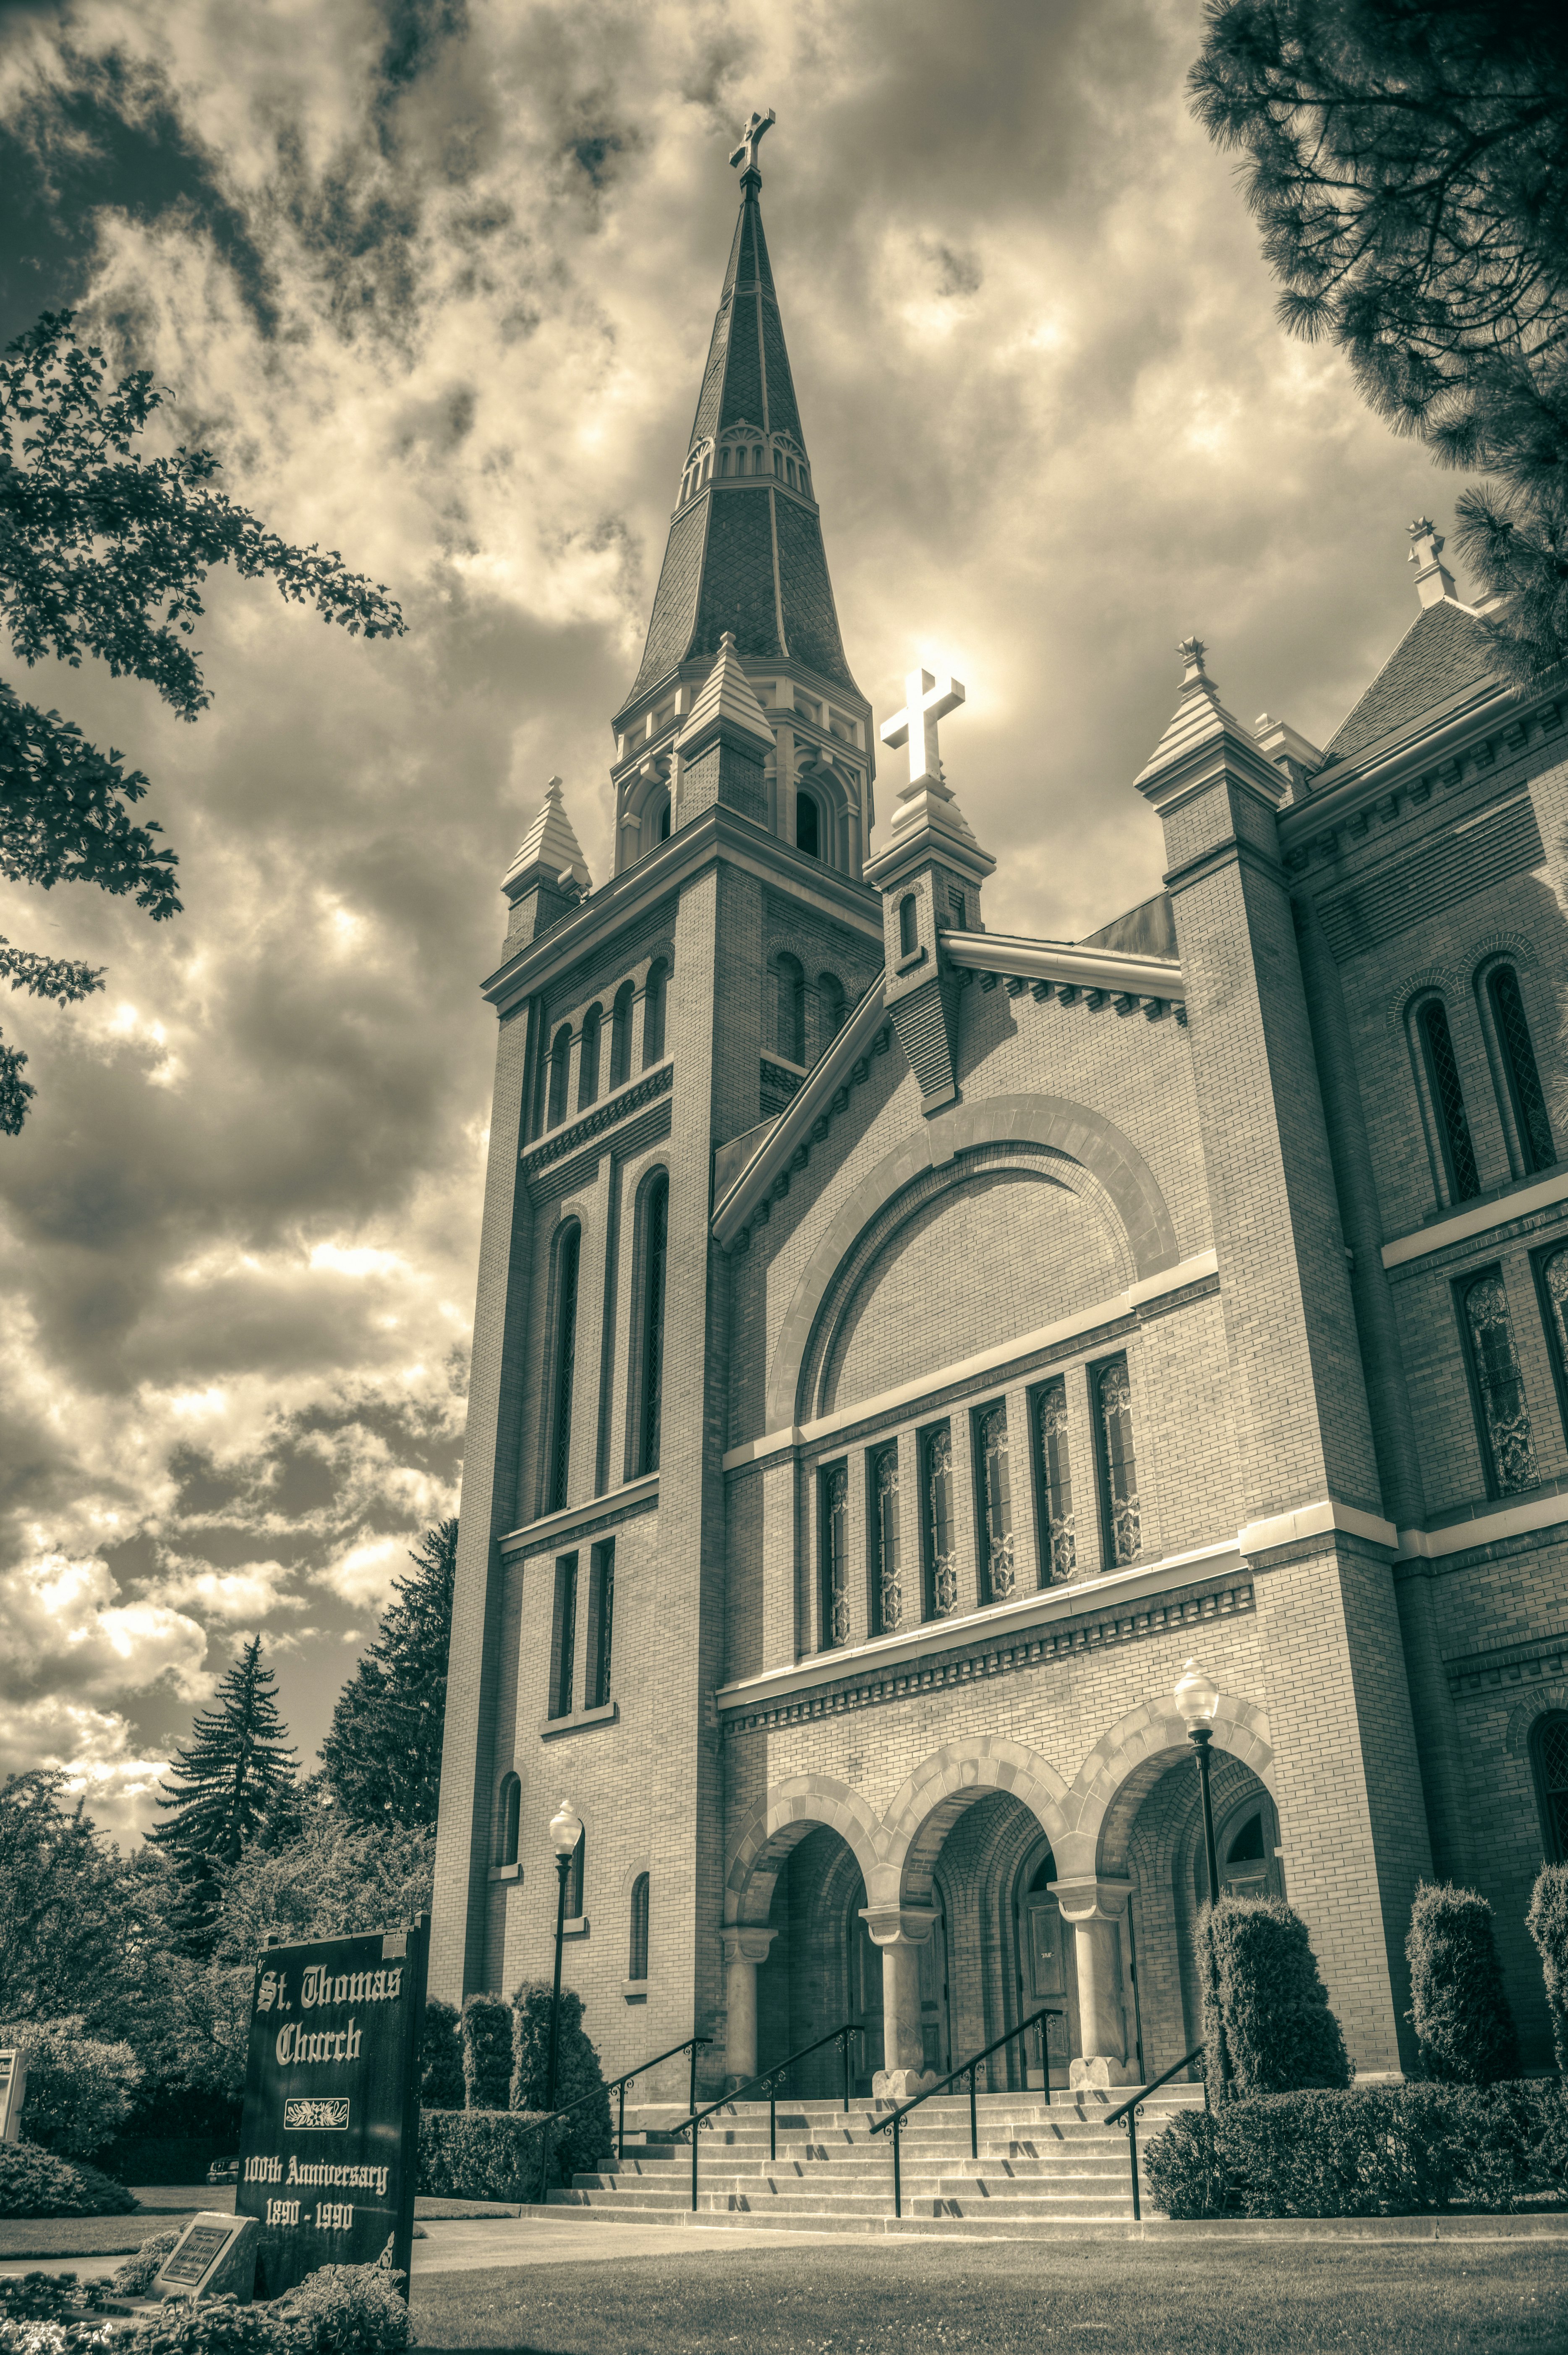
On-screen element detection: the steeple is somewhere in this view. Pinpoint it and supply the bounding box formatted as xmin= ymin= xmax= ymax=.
xmin=610 ymin=114 xmax=873 ymax=881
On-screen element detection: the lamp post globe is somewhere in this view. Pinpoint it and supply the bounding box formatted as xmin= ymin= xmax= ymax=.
xmin=1174 ymin=1657 xmax=1220 ymax=1734
xmin=544 ymin=1798 xmax=583 ymax=2120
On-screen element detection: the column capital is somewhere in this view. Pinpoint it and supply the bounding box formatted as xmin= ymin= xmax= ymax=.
xmin=1050 ymin=1875 xmax=1132 ymax=1926
xmin=721 ymin=1926 xmax=778 ymax=1966
xmin=860 ymin=1904 xmax=938 ymax=1948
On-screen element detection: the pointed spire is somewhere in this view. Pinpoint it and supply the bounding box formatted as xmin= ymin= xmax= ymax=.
xmin=676 ymin=632 xmax=775 ymax=757
xmin=672 ymin=633 xmax=772 ymax=827
xmin=1134 ymin=640 xmax=1287 ymax=813
xmin=503 ymin=775 xmax=591 ymax=898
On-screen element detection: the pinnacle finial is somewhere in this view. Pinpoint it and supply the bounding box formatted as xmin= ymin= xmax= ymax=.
xmin=729 ymin=108 xmax=776 ymax=181
xmin=1406 ymin=515 xmax=1457 ymax=607
xmin=1177 ymin=636 xmax=1208 ymax=683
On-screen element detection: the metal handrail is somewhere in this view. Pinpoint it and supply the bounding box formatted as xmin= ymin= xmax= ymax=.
xmin=1102 ymin=2041 xmax=1208 ymax=2222
xmin=520 ymin=2031 xmax=711 ymax=2208
xmin=666 ymin=2019 xmax=862 ymax=2211
xmin=868 ymin=2009 xmax=1063 ymax=2219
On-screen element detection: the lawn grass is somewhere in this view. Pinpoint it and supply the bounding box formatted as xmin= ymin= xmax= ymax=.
xmin=412 ymin=2240 xmax=1568 ymax=2355
xmin=0 ymin=2218 xmax=172 ymax=2261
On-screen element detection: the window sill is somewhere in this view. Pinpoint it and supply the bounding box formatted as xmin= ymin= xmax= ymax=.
xmin=562 ymin=1915 xmax=589 ymax=1939
xmin=540 ymin=1700 xmax=619 ymax=1740
xmin=622 ymin=1979 xmax=649 ymax=2003
xmin=487 ymin=1864 xmax=522 ymax=1883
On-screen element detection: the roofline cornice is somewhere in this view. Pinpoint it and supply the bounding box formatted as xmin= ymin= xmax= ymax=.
xmin=482 ymin=809 xmax=882 ymax=1015
xmin=944 ymin=930 xmax=1186 ymax=1004
xmin=1279 ymin=677 xmax=1533 ymax=845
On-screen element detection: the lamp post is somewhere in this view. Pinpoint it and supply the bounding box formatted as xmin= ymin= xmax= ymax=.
xmin=1173 ymin=1658 xmax=1229 ymax=2099
xmin=545 ymin=1798 xmax=583 ymax=2115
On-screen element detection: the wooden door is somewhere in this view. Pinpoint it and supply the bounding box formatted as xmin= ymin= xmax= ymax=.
xmin=1019 ymin=1894 xmax=1074 ymax=2088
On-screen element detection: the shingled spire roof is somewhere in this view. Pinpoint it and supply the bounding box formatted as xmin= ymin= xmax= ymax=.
xmin=617 ymin=122 xmax=861 ymax=721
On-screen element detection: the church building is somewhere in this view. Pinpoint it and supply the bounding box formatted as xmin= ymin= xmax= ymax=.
xmin=431 ymin=115 xmax=1568 ymax=2097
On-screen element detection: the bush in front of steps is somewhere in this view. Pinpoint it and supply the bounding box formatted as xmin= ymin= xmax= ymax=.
xmin=0 ymin=2139 xmax=137 ymax=2217
xmin=460 ymin=1993 xmax=512 ymax=2112
xmin=420 ymin=1997 xmax=464 ymax=2111
xmin=418 ymin=2107 xmax=556 ymax=2201
xmin=1527 ymin=1863 xmax=1568 ymax=2073
xmin=1407 ymin=1881 xmax=1520 ymax=2084
xmin=1145 ymin=2081 xmax=1568 ymax=2218
xmin=508 ymin=1980 xmax=612 ymax=2183
xmin=1202 ymin=1895 xmax=1351 ymax=2096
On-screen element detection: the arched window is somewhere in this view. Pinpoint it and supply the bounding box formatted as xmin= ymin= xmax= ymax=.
xmin=1481 ymin=964 xmax=1555 ymax=1174
xmin=1415 ymin=998 xmax=1480 ymax=1202
xmin=819 ymin=1459 xmax=849 ymax=1647
xmin=818 ymin=973 xmax=846 ymax=1044
xmin=497 ymin=1773 xmax=520 ymax=1868
xmin=796 ymin=790 xmax=821 ymax=859
xmin=1095 ymin=1357 xmax=1140 ymax=1566
xmin=870 ymin=1440 xmax=902 ymax=1636
xmin=651 ymin=795 xmax=671 ymax=845
xmin=1032 ymin=1377 xmax=1075 ymax=1584
xmin=609 ymin=981 xmax=634 ymax=1090
xmin=643 ymin=959 xmax=668 ymax=1066
xmin=974 ymin=1401 xmax=1015 ymax=1603
xmin=629 ymin=1872 xmax=650 ymax=1980
xmin=1459 ymin=1268 xmax=1537 ymax=1494
xmin=921 ymin=1422 xmax=958 ymax=1620
xmin=578 ymin=1004 xmax=602 ymax=1110
xmin=546 ymin=1024 xmax=572 ymax=1129
xmin=772 ymin=953 xmax=805 ymax=1063
xmin=1532 ymin=1713 xmax=1568 ymax=1863
xmin=636 ymin=1173 xmax=669 ymax=1476
xmin=546 ymin=1223 xmax=581 ymax=1513
xmin=899 ymin=894 xmax=918 ymax=958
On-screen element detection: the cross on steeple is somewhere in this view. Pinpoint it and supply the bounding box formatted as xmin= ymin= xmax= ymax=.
xmin=880 ymin=667 xmax=967 ymax=795
xmin=729 ymin=108 xmax=776 ymax=181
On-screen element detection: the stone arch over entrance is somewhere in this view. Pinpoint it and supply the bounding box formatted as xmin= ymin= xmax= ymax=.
xmin=877 ymin=1736 xmax=1072 ymax=1911
xmin=763 ymin=1093 xmax=1183 ymax=1432
xmin=1055 ymin=1686 xmax=1274 ymax=1882
xmin=723 ymin=1774 xmax=885 ymax=1927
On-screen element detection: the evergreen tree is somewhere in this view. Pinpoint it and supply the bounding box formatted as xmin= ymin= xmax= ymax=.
xmin=1407 ymin=1880 xmax=1520 ymax=2083
xmin=320 ymin=1521 xmax=457 ymax=1828
xmin=150 ymin=1634 xmax=297 ymax=1877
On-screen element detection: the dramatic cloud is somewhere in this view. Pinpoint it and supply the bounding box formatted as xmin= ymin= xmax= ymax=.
xmin=0 ymin=0 xmax=1459 ymax=1833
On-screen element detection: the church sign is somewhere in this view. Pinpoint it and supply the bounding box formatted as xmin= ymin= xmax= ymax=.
xmin=235 ymin=1917 xmax=428 ymax=2298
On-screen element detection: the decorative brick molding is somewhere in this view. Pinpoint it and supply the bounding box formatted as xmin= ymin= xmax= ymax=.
xmin=521 ymin=1060 xmax=672 ymax=1176
xmin=878 ymin=1738 xmax=1072 ymax=1908
xmin=723 ymin=1773 xmax=887 ymax=1925
xmin=1504 ymin=1684 xmax=1568 ymax=1747
xmin=1447 ymin=1631 xmax=1568 ymax=1702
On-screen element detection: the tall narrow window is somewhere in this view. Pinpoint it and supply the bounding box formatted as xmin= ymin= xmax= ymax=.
xmin=547 ymin=1224 xmax=580 ymax=1513
xmin=1418 ymin=999 xmax=1481 ymax=1201
xmin=1538 ymin=1245 xmax=1568 ymax=1436
xmin=547 ymin=1025 xmax=572 ymax=1128
xmin=629 ymin=1872 xmax=650 ymax=1980
xmin=586 ymin=1540 xmax=615 ymax=1709
xmin=773 ymin=954 xmax=805 ymax=1062
xmin=643 ymin=959 xmax=668 ymax=1066
xmin=820 ymin=1461 xmax=849 ymax=1647
xmin=497 ymin=1773 xmax=520 ymax=1867
xmin=610 ymin=981 xmax=634 ymax=1089
xmin=1032 ymin=1378 xmax=1076 ymax=1584
xmin=578 ymin=1004 xmax=602 ymax=1109
xmin=1459 ymin=1269 xmax=1538 ymax=1494
xmin=567 ymin=1824 xmax=585 ymax=1920
xmin=974 ymin=1401 xmax=1014 ymax=1603
xmin=1486 ymin=966 xmax=1555 ymax=1173
xmin=796 ymin=791 xmax=821 ymax=858
xmin=655 ymin=796 xmax=671 ymax=843
xmin=1094 ymin=1357 xmax=1140 ymax=1566
xmin=1533 ymin=1713 xmax=1568 ymax=1863
xmin=870 ymin=1441 xmax=902 ymax=1635
xmin=921 ymin=1422 xmax=958 ymax=1619
xmin=638 ymin=1174 xmax=669 ymax=1475
xmin=899 ymin=895 xmax=917 ymax=957
xmin=819 ymin=972 xmax=846 ymax=1043
xmin=550 ymin=1554 xmax=579 ymax=1720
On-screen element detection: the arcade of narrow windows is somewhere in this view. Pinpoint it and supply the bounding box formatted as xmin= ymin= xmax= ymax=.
xmin=766 ymin=956 xmax=851 ymax=1069
xmin=1407 ymin=961 xmax=1555 ymax=1209
xmin=534 ymin=956 xmax=672 ymax=1139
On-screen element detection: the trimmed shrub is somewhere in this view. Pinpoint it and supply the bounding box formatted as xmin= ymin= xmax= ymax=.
xmin=0 ymin=2023 xmax=140 ymax=2162
xmin=274 ymin=2263 xmax=413 ymax=2355
xmin=1527 ymin=1862 xmax=1568 ymax=2074
xmin=419 ymin=2000 xmax=463 ymax=2111
xmin=460 ymin=1994 xmax=511 ymax=2112
xmin=0 ymin=2272 xmax=117 ymax=2324
xmin=418 ymin=2108 xmax=553 ymax=2201
xmin=111 ymin=2232 xmax=183 ymax=2296
xmin=1145 ymin=2081 xmax=1566 ymax=2219
xmin=509 ymin=1981 xmax=612 ymax=2182
xmin=127 ymin=2296 xmax=281 ymax=2355
xmin=0 ymin=2143 xmax=136 ymax=2218
xmin=1407 ymin=1881 xmax=1520 ymax=2084
xmin=1203 ymin=1896 xmax=1351 ymax=2094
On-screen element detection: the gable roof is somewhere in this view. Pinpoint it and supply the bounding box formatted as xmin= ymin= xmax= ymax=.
xmin=1318 ymin=599 xmax=1501 ymax=773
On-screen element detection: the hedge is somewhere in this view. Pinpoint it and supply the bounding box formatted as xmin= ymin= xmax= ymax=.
xmin=418 ymin=2108 xmax=558 ymax=2201
xmin=1203 ymin=1896 xmax=1351 ymax=2095
xmin=1406 ymin=1882 xmax=1519 ymax=2084
xmin=0 ymin=2141 xmax=137 ymax=2218
xmin=1527 ymin=1864 xmax=1568 ymax=2075
xmin=1145 ymin=2081 xmax=1568 ymax=2219
xmin=460 ymin=1994 xmax=511 ymax=2112
xmin=420 ymin=1999 xmax=464 ymax=2112
xmin=509 ymin=1981 xmax=612 ymax=2180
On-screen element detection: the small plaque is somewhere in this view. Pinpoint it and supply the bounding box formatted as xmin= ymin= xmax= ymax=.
xmin=153 ymin=2212 xmax=258 ymax=2305
xmin=284 ymin=2098 xmax=350 ymax=2131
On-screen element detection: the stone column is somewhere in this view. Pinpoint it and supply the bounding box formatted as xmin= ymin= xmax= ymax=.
xmin=721 ymin=1928 xmax=776 ymax=2086
xmin=862 ymin=1907 xmax=938 ymax=2099
xmin=1053 ymin=1878 xmax=1134 ymax=2090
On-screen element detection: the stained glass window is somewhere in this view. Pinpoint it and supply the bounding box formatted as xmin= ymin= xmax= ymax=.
xmin=551 ymin=1554 xmax=578 ymax=1721
xmin=1542 ymin=1248 xmax=1568 ymax=1426
xmin=871 ymin=1442 xmax=902 ymax=1634
xmin=1487 ymin=967 xmax=1555 ymax=1173
xmin=1534 ymin=1714 xmax=1568 ymax=1864
xmin=1095 ymin=1358 xmax=1140 ymax=1567
xmin=820 ymin=1461 xmax=849 ymax=1647
xmin=548 ymin=1224 xmax=580 ymax=1513
xmin=922 ymin=1423 xmax=958 ymax=1619
xmin=638 ymin=1176 xmax=668 ymax=1476
xmin=587 ymin=1541 xmax=614 ymax=1709
xmin=629 ymin=1873 xmax=650 ymax=1980
xmin=1461 ymin=1271 xmax=1537 ymax=1494
xmin=975 ymin=1402 xmax=1014 ymax=1603
xmin=1032 ymin=1378 xmax=1076 ymax=1584
xmin=1418 ymin=999 xmax=1480 ymax=1201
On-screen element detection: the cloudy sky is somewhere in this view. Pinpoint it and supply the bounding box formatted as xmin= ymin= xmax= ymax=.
xmin=0 ymin=0 xmax=1461 ymax=1837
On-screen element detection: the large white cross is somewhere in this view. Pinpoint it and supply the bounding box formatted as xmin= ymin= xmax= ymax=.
xmin=879 ymin=666 xmax=966 ymax=794
xmin=729 ymin=109 xmax=776 ymax=177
